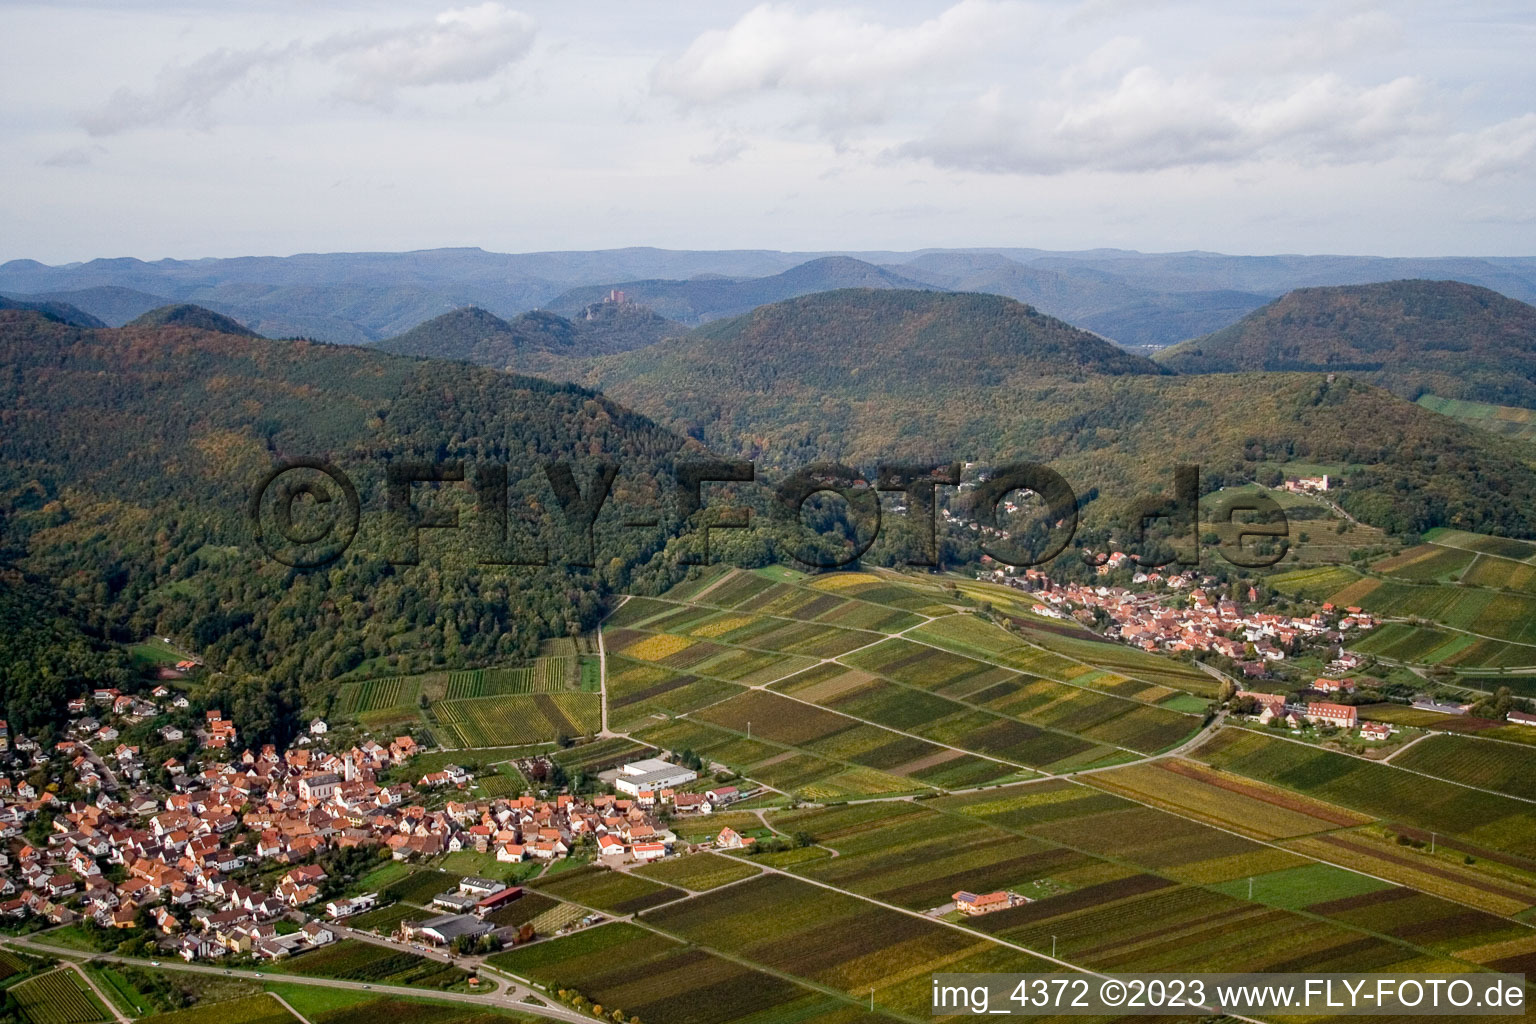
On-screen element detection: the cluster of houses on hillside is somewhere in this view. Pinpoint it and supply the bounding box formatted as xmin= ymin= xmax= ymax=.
xmin=0 ymin=692 xmax=724 ymax=962
xmin=988 ymin=567 xmax=1376 ymax=669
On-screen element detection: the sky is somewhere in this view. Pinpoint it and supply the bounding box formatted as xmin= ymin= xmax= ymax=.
xmin=2 ymin=0 xmax=1534 ymax=263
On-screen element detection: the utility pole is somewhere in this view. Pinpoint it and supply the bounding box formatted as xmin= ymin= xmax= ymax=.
xmin=1051 ymin=935 xmax=1056 ymax=958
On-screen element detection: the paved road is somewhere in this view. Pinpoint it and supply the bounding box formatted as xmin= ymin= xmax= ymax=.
xmin=0 ymin=935 xmax=593 ymax=1024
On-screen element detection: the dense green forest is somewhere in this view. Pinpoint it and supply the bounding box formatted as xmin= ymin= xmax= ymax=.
xmin=1156 ymin=280 xmax=1536 ymax=406
xmin=0 ymin=571 xmax=132 ymax=735
xmin=126 ymin=302 xmax=261 ymax=336
xmin=572 ymin=289 xmax=1536 ymax=538
xmin=0 ymin=309 xmax=697 ymax=744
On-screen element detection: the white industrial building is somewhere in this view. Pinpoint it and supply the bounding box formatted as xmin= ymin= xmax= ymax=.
xmin=613 ymin=757 xmax=697 ymax=796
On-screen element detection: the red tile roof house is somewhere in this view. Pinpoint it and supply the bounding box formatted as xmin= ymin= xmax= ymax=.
xmin=952 ymin=890 xmax=1028 ymax=915
xmin=1304 ymin=702 xmax=1359 ymax=729
xmin=1360 ymin=721 xmax=1393 ymax=741
xmin=714 ymin=827 xmax=753 ymax=850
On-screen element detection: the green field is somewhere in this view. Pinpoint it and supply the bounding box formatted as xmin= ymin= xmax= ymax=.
xmin=551 ymin=736 xmax=655 ymax=774
xmin=634 ymin=853 xmax=762 ymax=891
xmin=531 ymin=864 xmax=684 ymax=914
xmin=138 ymin=995 xmax=299 ymax=1024
xmin=432 ymin=692 xmax=601 ymax=747
xmin=333 ymin=675 xmax=427 ymax=715
xmin=12 ymin=969 xmax=111 ymax=1024
xmin=1208 ymin=862 xmax=1392 ymax=910
xmin=488 ymin=921 xmax=900 ymax=1024
xmin=1194 ymin=729 xmax=1536 ymax=855
xmin=1392 ymin=734 xmax=1536 ymax=800
xmin=1419 ymin=394 xmax=1536 ymax=442
xmin=1351 ymin=621 xmax=1536 ymax=669
xmin=281 ymin=939 xmax=468 ymax=989
xmin=336 ymin=643 xmax=588 ymax=724
xmin=641 ymin=873 xmax=1045 ymax=1014
xmin=1267 ymin=565 xmax=1363 ymax=601
xmin=380 ymin=868 xmax=463 ymax=905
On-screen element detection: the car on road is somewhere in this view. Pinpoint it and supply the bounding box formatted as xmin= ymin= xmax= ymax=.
xmin=151 ymin=961 xmax=160 ymax=967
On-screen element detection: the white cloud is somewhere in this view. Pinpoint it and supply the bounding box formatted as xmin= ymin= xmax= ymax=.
xmin=899 ymin=69 xmax=1432 ymax=174
xmin=316 ymin=4 xmax=536 ymax=107
xmin=83 ymin=45 xmax=292 ymax=136
xmin=692 ymin=135 xmax=750 ymax=165
xmin=1439 ymin=113 xmax=1536 ymax=183
xmin=1225 ymin=9 xmax=1403 ymax=74
xmin=80 ymin=4 xmax=535 ymax=134
xmin=652 ymin=1 xmax=1027 ymax=106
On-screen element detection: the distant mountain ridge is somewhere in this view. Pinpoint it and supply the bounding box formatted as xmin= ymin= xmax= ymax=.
xmin=0 ymin=293 xmax=105 ymax=328
xmin=546 ymin=256 xmax=940 ymax=325
xmin=4 ymin=247 xmax=1533 ymax=348
xmin=1156 ymin=280 xmax=1536 ymax=407
xmin=374 ymin=301 xmax=684 ymax=372
xmin=891 ymin=252 xmax=1276 ymax=348
xmin=17 ymin=285 xmax=172 ymax=326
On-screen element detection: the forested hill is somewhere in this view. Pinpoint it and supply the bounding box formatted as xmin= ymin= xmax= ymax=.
xmin=583 ymin=288 xmax=1166 ymax=460
xmin=374 ymin=306 xmax=575 ymax=362
xmin=0 ymin=292 xmax=105 ymax=328
xmin=0 ymin=309 xmax=693 ymax=744
xmin=1155 ymin=280 xmax=1536 ymax=406
xmin=127 ymin=302 xmax=263 ymax=336
xmin=572 ymin=289 xmax=1536 ymax=540
xmin=592 ymin=287 xmax=1165 ymax=392
xmin=374 ymin=302 xmax=682 ymax=373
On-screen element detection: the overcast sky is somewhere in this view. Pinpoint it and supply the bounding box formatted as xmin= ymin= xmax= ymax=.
xmin=3 ymin=1 xmax=1534 ymax=263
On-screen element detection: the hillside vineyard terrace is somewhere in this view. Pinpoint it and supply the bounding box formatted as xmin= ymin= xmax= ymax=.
xmin=249 ymin=458 xmax=1292 ymax=571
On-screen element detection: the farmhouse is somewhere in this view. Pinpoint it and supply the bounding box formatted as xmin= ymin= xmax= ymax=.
xmin=1360 ymin=721 xmax=1392 ymax=741
xmin=1303 ymin=702 xmax=1358 ymax=729
xmin=1237 ymin=691 xmax=1286 ymax=717
xmin=715 ymin=827 xmax=753 ymax=850
xmin=952 ymin=890 xmax=1028 ymax=915
xmin=1507 ymin=710 xmax=1536 ymax=727
xmin=1312 ymin=677 xmax=1355 ymax=694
